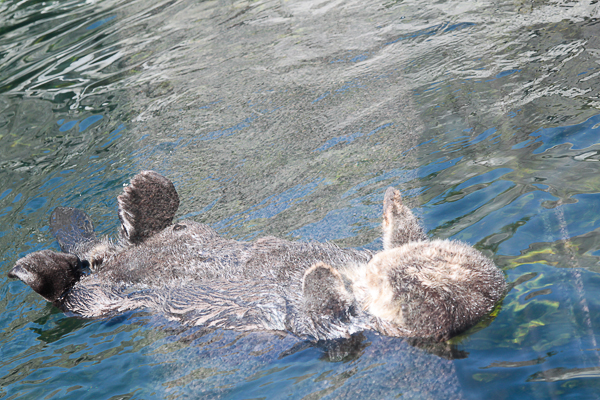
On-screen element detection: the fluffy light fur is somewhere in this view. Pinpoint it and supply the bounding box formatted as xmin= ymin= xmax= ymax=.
xmin=9 ymin=171 xmax=507 ymax=342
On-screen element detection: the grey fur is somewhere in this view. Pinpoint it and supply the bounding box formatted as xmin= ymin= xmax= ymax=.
xmin=8 ymin=171 xmax=507 ymax=342
xmin=382 ymin=187 xmax=427 ymax=249
xmin=118 ymin=170 xmax=179 ymax=245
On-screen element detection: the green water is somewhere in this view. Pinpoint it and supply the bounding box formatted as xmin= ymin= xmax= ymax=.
xmin=2 ymin=0 xmax=600 ymax=398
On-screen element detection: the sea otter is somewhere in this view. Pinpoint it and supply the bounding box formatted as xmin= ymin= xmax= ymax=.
xmin=8 ymin=171 xmax=506 ymax=342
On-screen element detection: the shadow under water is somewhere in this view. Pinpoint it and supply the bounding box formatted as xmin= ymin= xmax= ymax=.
xmin=2 ymin=0 xmax=600 ymax=398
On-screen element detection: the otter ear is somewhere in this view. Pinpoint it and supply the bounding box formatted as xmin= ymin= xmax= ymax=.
xmin=50 ymin=207 xmax=96 ymax=254
xmin=302 ymin=262 xmax=353 ymax=320
xmin=118 ymin=171 xmax=180 ymax=245
xmin=8 ymin=250 xmax=83 ymax=303
xmin=382 ymin=187 xmax=427 ymax=250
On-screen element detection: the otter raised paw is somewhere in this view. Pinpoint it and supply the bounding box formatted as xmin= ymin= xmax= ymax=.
xmin=382 ymin=187 xmax=427 ymax=249
xmin=8 ymin=171 xmax=507 ymax=342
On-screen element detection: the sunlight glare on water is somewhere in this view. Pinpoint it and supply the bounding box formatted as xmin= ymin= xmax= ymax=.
xmin=2 ymin=0 xmax=600 ymax=398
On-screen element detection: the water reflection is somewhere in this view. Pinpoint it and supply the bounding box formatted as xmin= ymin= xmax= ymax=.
xmin=2 ymin=0 xmax=600 ymax=398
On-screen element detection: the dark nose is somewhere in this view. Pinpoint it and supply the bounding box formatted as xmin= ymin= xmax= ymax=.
xmin=173 ymin=223 xmax=187 ymax=231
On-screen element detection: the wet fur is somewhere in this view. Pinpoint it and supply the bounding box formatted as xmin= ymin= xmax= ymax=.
xmin=8 ymin=172 xmax=507 ymax=342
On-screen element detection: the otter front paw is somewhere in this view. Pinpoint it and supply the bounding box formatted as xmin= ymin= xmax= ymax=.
xmin=382 ymin=187 xmax=427 ymax=250
xmin=8 ymin=250 xmax=83 ymax=303
xmin=302 ymin=262 xmax=353 ymax=321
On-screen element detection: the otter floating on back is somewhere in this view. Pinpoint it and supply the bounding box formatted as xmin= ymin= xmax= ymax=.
xmin=8 ymin=171 xmax=506 ymax=342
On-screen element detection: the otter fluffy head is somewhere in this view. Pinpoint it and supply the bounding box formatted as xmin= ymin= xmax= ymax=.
xmin=363 ymin=240 xmax=506 ymax=341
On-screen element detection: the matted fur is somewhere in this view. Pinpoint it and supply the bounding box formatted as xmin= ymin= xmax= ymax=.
xmin=8 ymin=171 xmax=507 ymax=342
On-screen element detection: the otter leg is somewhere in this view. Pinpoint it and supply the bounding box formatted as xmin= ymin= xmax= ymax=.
xmin=364 ymin=246 xmax=455 ymax=341
xmin=382 ymin=187 xmax=427 ymax=250
xmin=8 ymin=250 xmax=84 ymax=304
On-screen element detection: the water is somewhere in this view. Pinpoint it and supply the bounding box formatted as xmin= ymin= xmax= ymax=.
xmin=1 ymin=0 xmax=600 ymax=398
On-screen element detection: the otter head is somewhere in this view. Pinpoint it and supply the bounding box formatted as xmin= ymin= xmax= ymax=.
xmin=363 ymin=240 xmax=506 ymax=341
xmin=8 ymin=250 xmax=84 ymax=303
xmin=358 ymin=187 xmax=506 ymax=341
xmin=302 ymin=262 xmax=356 ymax=340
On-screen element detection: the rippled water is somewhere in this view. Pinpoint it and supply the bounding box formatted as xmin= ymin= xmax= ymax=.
xmin=2 ymin=0 xmax=600 ymax=398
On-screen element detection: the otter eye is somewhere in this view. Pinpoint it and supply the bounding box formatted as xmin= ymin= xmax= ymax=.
xmin=173 ymin=223 xmax=186 ymax=231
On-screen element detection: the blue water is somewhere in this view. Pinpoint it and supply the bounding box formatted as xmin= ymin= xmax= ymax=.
xmin=2 ymin=0 xmax=600 ymax=398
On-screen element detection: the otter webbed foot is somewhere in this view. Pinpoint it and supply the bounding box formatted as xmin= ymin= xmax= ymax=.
xmin=8 ymin=250 xmax=84 ymax=303
xmin=118 ymin=170 xmax=180 ymax=245
xmin=50 ymin=207 xmax=96 ymax=254
xmin=382 ymin=187 xmax=427 ymax=250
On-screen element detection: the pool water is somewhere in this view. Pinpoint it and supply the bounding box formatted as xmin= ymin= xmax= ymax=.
xmin=2 ymin=0 xmax=600 ymax=398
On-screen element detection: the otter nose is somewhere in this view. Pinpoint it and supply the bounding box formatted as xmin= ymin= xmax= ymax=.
xmin=173 ymin=223 xmax=187 ymax=231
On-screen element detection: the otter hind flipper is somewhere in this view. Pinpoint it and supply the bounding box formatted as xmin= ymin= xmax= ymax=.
xmin=118 ymin=170 xmax=180 ymax=245
xmin=50 ymin=207 xmax=96 ymax=253
xmin=8 ymin=250 xmax=83 ymax=303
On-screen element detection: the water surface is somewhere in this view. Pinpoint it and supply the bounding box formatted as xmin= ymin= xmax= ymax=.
xmin=2 ymin=0 xmax=600 ymax=398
